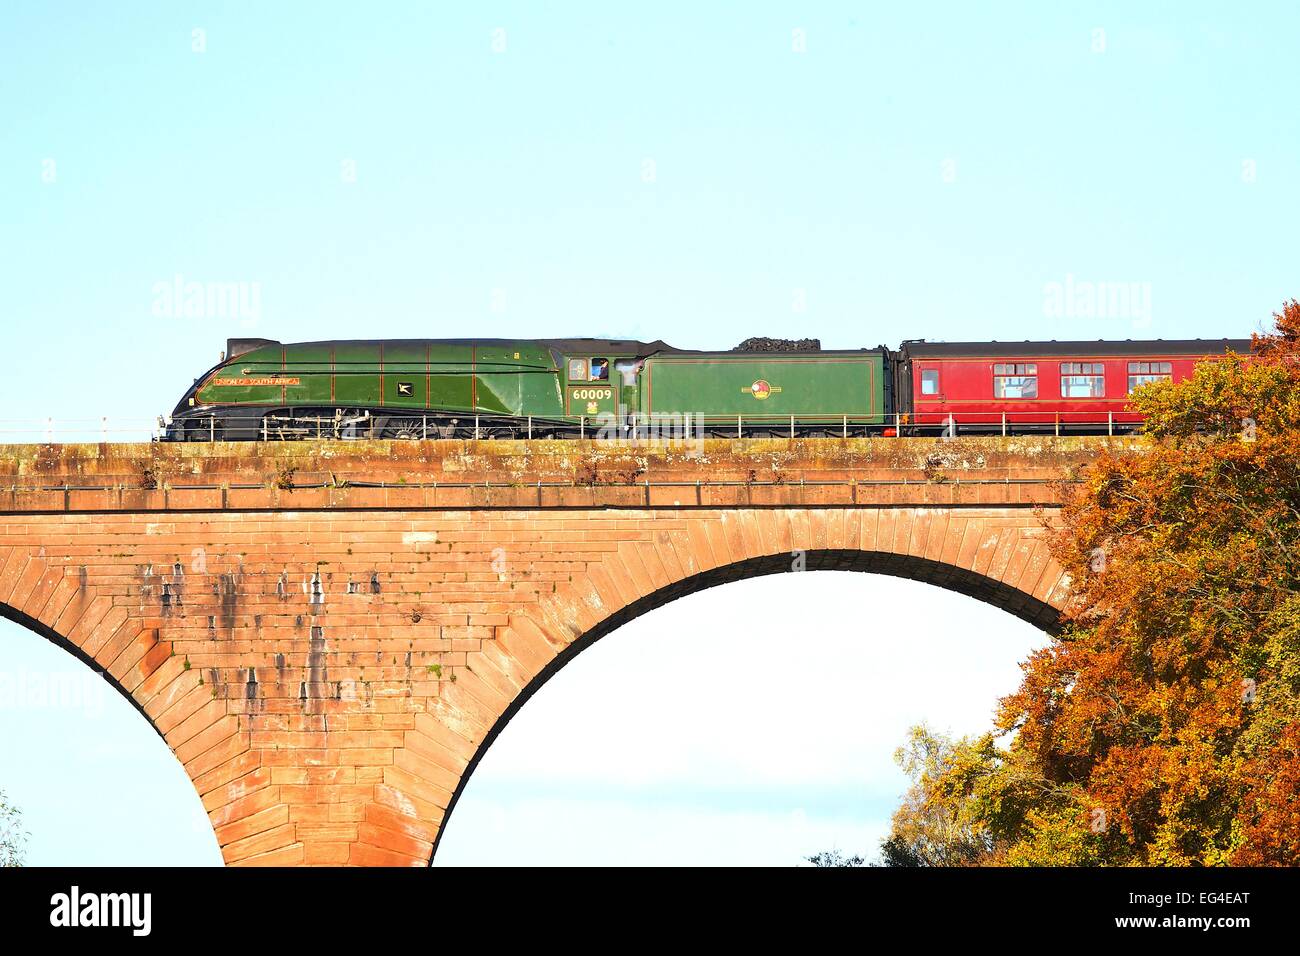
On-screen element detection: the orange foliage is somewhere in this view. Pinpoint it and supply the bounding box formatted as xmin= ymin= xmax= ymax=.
xmin=884 ymin=301 xmax=1300 ymax=866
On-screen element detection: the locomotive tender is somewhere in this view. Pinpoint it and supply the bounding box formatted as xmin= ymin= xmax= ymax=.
xmin=162 ymin=335 xmax=1251 ymax=441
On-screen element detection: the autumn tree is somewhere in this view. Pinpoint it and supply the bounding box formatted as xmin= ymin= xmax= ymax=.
xmin=805 ymin=850 xmax=867 ymax=867
xmin=878 ymin=725 xmax=995 ymax=866
xmin=1 ymin=790 xmax=26 ymax=867
xmin=882 ymin=301 xmax=1300 ymax=865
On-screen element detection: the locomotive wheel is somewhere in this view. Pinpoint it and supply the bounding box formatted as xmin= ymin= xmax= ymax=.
xmin=383 ymin=418 xmax=426 ymax=440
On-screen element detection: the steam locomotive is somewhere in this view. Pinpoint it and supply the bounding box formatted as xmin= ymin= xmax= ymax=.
xmin=161 ymin=335 xmax=1251 ymax=440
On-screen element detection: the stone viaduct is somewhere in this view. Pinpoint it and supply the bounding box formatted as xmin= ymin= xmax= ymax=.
xmin=0 ymin=436 xmax=1126 ymax=865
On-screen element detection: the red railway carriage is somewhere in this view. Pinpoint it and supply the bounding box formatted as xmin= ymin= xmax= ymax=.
xmin=897 ymin=339 xmax=1252 ymax=433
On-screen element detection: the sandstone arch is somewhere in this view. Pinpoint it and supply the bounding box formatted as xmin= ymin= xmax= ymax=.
xmin=416 ymin=507 xmax=1069 ymax=864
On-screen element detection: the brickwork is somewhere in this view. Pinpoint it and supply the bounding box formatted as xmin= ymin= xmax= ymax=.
xmin=0 ymin=438 xmax=1121 ymax=864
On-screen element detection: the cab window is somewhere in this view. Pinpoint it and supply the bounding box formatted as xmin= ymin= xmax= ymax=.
xmin=589 ymin=358 xmax=610 ymax=381
xmin=568 ymin=358 xmax=587 ymax=382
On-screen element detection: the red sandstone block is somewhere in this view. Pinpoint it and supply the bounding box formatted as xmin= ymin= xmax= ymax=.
xmin=250 ymin=730 xmax=330 ymax=749
xmin=327 ymin=801 xmax=367 ymax=823
xmin=999 ymin=538 xmax=1035 ymax=587
xmin=11 ymin=490 xmax=64 ymax=511
xmin=106 ymin=627 xmax=162 ymax=682
xmin=823 ymin=509 xmax=848 ymax=551
xmin=381 ymin=765 xmax=453 ymax=811
xmin=6 ymin=559 xmax=49 ymax=610
xmin=303 ymin=842 xmax=351 ymax=865
xmin=970 ymin=527 xmax=1005 ymax=577
xmin=1041 ymin=569 xmax=1071 ymax=608
xmin=209 ymin=782 xmax=283 ymax=829
xmin=337 ymin=748 xmax=395 ymax=767
xmin=91 ymin=620 xmax=144 ymax=674
xmin=903 ymin=508 xmax=929 ymax=557
xmin=1015 ymin=542 xmax=1052 ymax=595
xmin=279 ymin=783 xmax=374 ymax=805
xmin=60 ymin=594 xmax=114 ymax=647
xmin=287 ymin=804 xmax=332 ymax=824
xmin=717 ymin=515 xmax=746 ymax=564
xmin=163 ymin=488 xmax=224 ymax=510
xmin=382 ymin=487 xmax=425 ymax=508
xmin=402 ymin=731 xmax=468 ymax=783
xmin=616 ymin=538 xmax=660 ymax=598
xmin=373 ymin=782 xmax=445 ymax=827
xmin=393 ymin=744 xmax=465 ymax=796
xmin=230 ymin=842 xmax=306 ymax=867
xmin=356 ymin=821 xmax=432 ymax=860
xmin=0 ymin=549 xmax=21 ymax=588
xmin=464 ymin=650 xmax=522 ymax=701
xmin=496 ymin=618 xmax=557 ymax=678
xmin=215 ymin=803 xmax=290 ymax=846
xmin=411 ymin=712 xmax=476 ymax=762
xmin=275 ymin=488 xmax=329 ymax=509
xmin=296 ymin=823 xmax=360 ymax=843
xmin=117 ymin=489 xmax=168 ymax=511
xmin=790 ymin=510 xmax=814 ymax=552
xmin=446 ymin=667 xmax=510 ymax=715
xmin=176 ymin=716 xmax=243 ymax=767
xmin=365 ymin=803 xmax=440 ymax=843
xmin=154 ymin=682 xmax=215 ymax=735
xmin=223 ymin=823 xmax=299 ymax=865
xmin=201 ymin=767 xmax=272 ymax=814
xmin=434 ymin=683 xmax=498 ymax=736
xmin=923 ymin=513 xmax=949 ymax=563
xmin=986 ymin=531 xmax=1019 ymax=581
xmin=348 ymin=843 xmax=421 ymax=867
xmin=733 ymin=512 xmax=766 ymax=561
xmin=270 ymin=766 xmax=356 ymax=786
xmin=119 ymin=639 xmax=173 ymax=694
xmin=35 ymin=576 xmax=78 ymax=629
xmin=193 ymin=750 xmax=261 ymax=797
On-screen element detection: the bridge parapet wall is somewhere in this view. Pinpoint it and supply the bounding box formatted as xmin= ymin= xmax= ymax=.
xmin=0 ymin=437 xmax=1136 ymax=513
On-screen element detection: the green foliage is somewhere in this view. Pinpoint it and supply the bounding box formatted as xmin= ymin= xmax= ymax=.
xmin=880 ymin=301 xmax=1300 ymax=866
xmin=805 ymin=850 xmax=867 ymax=867
xmin=0 ymin=790 xmax=28 ymax=867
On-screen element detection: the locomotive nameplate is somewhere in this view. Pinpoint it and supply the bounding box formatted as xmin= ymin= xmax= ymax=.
xmin=211 ymin=377 xmax=301 ymax=387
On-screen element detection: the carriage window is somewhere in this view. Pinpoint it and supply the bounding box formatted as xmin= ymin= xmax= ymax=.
xmin=589 ymin=357 xmax=610 ymax=381
xmin=568 ymin=359 xmax=587 ymax=382
xmin=993 ymin=363 xmax=1038 ymax=399
xmin=1127 ymin=361 xmax=1172 ymax=393
xmin=920 ymin=369 xmax=939 ymax=395
xmin=1060 ymin=362 xmax=1106 ymax=398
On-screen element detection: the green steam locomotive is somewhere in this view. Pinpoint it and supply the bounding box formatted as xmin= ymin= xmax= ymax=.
xmin=163 ymin=337 xmax=891 ymax=440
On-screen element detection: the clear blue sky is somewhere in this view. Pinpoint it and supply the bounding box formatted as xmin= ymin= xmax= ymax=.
xmin=0 ymin=3 xmax=1294 ymax=864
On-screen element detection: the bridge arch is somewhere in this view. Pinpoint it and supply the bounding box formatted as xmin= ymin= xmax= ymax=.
xmin=416 ymin=508 xmax=1069 ymax=864
xmin=0 ymin=546 xmax=252 ymax=857
xmin=1 ymin=437 xmax=1097 ymax=865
